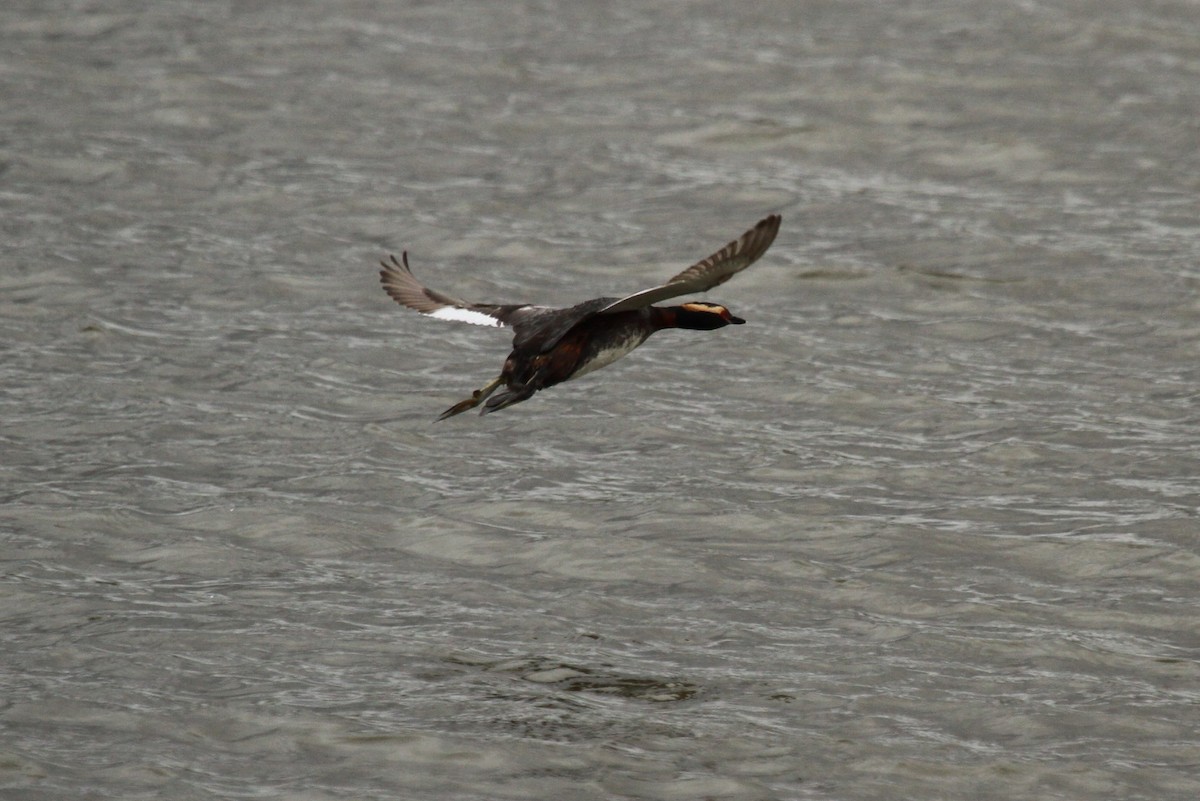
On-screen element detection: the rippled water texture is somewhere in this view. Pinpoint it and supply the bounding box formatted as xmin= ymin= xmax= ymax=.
xmin=3 ymin=1 xmax=1199 ymax=799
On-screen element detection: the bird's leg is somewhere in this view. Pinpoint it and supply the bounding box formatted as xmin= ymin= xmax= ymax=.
xmin=437 ymin=376 xmax=504 ymax=421
xmin=480 ymin=384 xmax=537 ymax=415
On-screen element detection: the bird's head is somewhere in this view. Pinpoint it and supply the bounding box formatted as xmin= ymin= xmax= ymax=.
xmin=675 ymin=301 xmax=746 ymax=329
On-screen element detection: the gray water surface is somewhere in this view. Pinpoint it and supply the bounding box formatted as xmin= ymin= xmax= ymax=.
xmin=3 ymin=2 xmax=1199 ymax=799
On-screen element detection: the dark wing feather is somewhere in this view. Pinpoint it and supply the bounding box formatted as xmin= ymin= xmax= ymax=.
xmin=511 ymin=298 xmax=614 ymax=354
xmin=379 ymin=252 xmax=529 ymax=327
xmin=596 ymin=214 xmax=781 ymax=315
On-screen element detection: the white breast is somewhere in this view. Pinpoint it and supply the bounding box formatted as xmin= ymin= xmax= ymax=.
xmin=570 ymin=329 xmax=650 ymax=380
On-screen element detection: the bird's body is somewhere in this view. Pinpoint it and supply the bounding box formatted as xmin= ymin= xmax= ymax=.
xmin=380 ymin=214 xmax=781 ymax=419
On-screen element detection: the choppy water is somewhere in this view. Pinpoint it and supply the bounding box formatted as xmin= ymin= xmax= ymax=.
xmin=3 ymin=2 xmax=1199 ymax=799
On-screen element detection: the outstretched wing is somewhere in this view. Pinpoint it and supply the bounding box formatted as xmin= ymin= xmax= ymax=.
xmin=596 ymin=214 xmax=781 ymax=315
xmin=379 ymin=252 xmax=529 ymax=327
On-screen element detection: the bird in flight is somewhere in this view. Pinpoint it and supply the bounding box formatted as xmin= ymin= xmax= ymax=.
xmin=380 ymin=214 xmax=781 ymax=419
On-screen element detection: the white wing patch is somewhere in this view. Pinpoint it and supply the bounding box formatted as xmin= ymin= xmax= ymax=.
xmin=428 ymin=306 xmax=505 ymax=327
